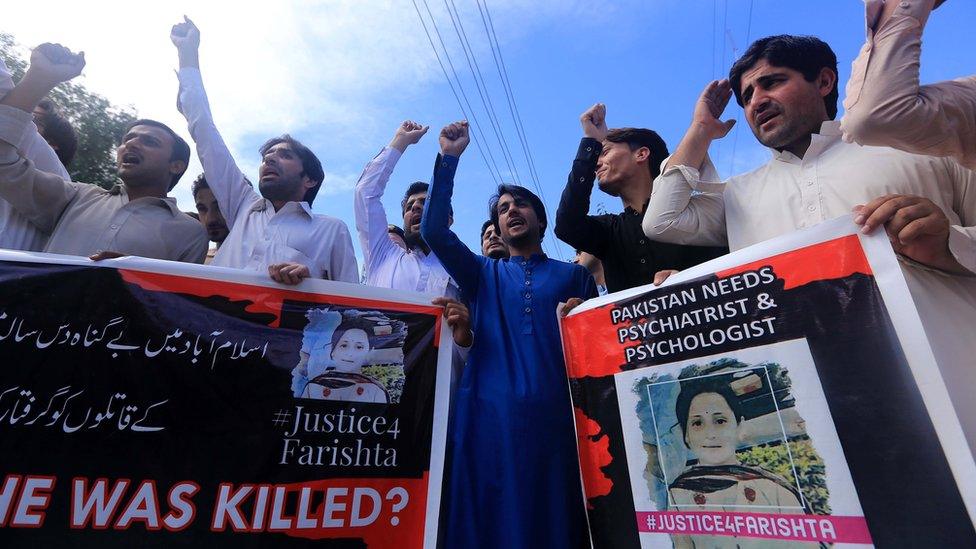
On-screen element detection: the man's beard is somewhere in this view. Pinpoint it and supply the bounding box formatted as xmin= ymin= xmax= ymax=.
xmin=485 ymin=245 xmax=508 ymax=260
xmin=503 ymin=227 xmax=537 ymax=251
xmin=753 ymin=111 xmax=820 ymax=151
xmin=259 ymin=174 xmax=303 ymax=203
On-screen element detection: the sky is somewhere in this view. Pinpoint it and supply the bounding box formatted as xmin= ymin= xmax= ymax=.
xmin=2 ymin=0 xmax=973 ymax=266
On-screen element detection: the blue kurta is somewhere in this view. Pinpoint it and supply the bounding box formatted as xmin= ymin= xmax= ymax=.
xmin=421 ymin=154 xmax=597 ymax=548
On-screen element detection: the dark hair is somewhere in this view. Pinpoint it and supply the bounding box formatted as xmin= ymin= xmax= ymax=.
xmin=259 ymin=134 xmax=324 ymax=205
xmin=674 ymin=375 xmax=745 ymax=447
xmin=330 ymin=315 xmax=377 ymax=353
xmin=400 ymin=181 xmax=451 ymax=217
xmin=605 ymin=128 xmax=669 ymax=179
xmin=36 ymin=110 xmax=77 ymax=167
xmin=729 ymin=34 xmax=839 ymax=119
xmin=123 ymin=119 xmax=191 ymax=191
xmin=401 ymin=182 xmax=428 ymax=212
xmin=480 ymin=220 xmax=495 ymax=240
xmin=191 ymin=173 xmax=209 ymax=200
xmin=489 ymin=184 xmax=547 ymax=242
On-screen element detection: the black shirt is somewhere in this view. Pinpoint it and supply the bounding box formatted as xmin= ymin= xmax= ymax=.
xmin=554 ymin=138 xmax=727 ymax=293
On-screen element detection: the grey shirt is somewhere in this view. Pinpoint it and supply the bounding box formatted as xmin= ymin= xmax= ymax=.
xmin=0 ymin=105 xmax=207 ymax=263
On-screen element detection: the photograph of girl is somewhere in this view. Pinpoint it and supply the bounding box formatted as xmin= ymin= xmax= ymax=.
xmin=291 ymin=308 xmax=407 ymax=403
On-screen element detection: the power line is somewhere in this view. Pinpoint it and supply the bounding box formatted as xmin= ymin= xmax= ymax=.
xmin=729 ymin=0 xmax=755 ymax=175
xmin=442 ymin=0 xmax=522 ymax=185
xmin=411 ymin=0 xmax=503 ymax=186
xmin=476 ymin=0 xmax=564 ymax=260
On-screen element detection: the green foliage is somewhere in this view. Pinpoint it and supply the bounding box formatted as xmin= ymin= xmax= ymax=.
xmin=0 ymin=33 xmax=136 ymax=189
xmin=362 ymin=363 xmax=405 ymax=403
xmin=737 ymin=436 xmax=832 ymax=515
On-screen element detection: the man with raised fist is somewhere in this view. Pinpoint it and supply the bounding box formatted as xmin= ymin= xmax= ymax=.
xmin=171 ymin=16 xmax=357 ymax=284
xmin=555 ymin=103 xmax=725 ymax=293
xmin=0 ymin=43 xmax=207 ymax=263
xmin=422 ymin=120 xmax=595 ymax=548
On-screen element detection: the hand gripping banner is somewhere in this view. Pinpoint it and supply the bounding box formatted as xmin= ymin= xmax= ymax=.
xmin=561 ymin=217 xmax=976 ymax=548
xmin=0 ymin=252 xmax=452 ymax=548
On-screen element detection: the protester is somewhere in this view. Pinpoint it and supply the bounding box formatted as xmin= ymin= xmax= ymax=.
xmin=642 ymin=34 xmax=976 ymax=451
xmin=33 ymin=99 xmax=77 ymax=169
xmin=0 ymin=57 xmax=72 ymax=252
xmin=191 ymin=174 xmax=229 ymax=264
xmin=479 ymin=219 xmax=508 ymax=259
xmin=555 ymin=103 xmax=726 ymax=293
xmin=354 ymin=120 xmax=459 ymax=298
xmin=841 ymin=0 xmax=976 ymax=170
xmin=421 ymin=120 xmax=595 ymax=548
xmin=0 ymin=44 xmax=207 ymax=263
xmin=574 ymin=249 xmax=607 ymax=296
xmin=171 ymin=17 xmax=357 ymax=284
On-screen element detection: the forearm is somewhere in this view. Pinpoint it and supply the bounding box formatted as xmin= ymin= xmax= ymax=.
xmin=665 ymin=125 xmax=713 ymax=172
xmin=420 ymin=154 xmax=480 ymax=291
xmin=554 ymin=138 xmax=605 ymax=252
xmin=177 ymin=48 xmax=200 ymax=69
xmin=354 ymin=147 xmax=400 ymax=266
xmin=0 ymin=72 xmax=56 ymax=113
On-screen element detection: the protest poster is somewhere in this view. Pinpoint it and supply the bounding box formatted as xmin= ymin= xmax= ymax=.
xmin=0 ymin=251 xmax=453 ymax=548
xmin=561 ymin=217 xmax=976 ymax=548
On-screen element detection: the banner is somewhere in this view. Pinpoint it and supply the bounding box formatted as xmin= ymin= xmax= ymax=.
xmin=0 ymin=252 xmax=453 ymax=548
xmin=561 ymin=217 xmax=976 ymax=548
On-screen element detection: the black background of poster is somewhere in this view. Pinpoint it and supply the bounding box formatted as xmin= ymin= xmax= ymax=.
xmin=573 ymin=271 xmax=976 ymax=548
xmin=0 ymin=261 xmax=439 ymax=547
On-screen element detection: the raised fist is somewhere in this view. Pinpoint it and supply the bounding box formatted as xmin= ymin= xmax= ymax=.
xmin=390 ymin=120 xmax=429 ymax=152
xmin=28 ymin=43 xmax=85 ymax=86
xmin=170 ymin=15 xmax=201 ymax=51
xmin=580 ymin=102 xmax=608 ymax=141
xmin=439 ymin=121 xmax=470 ymax=158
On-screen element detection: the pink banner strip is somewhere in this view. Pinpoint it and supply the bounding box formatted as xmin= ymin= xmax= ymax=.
xmin=635 ymin=511 xmax=872 ymax=544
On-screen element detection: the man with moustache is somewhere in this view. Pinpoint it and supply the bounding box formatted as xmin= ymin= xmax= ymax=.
xmin=354 ymin=120 xmax=459 ymax=298
xmin=643 ymin=35 xmax=976 ymax=452
xmin=421 ymin=121 xmax=595 ymax=548
xmin=555 ymin=103 xmax=725 ymax=293
xmin=479 ymin=220 xmax=508 ymax=259
xmin=191 ymin=174 xmax=230 ymax=264
xmin=172 ymin=17 xmax=357 ymax=284
xmin=0 ymin=43 xmax=207 ymax=263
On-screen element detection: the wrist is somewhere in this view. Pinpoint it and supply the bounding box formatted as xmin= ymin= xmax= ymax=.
xmin=177 ymin=49 xmax=200 ymax=69
xmin=389 ymin=136 xmax=410 ymax=153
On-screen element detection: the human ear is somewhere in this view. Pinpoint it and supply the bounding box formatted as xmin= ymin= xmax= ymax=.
xmin=817 ymin=67 xmax=837 ymax=99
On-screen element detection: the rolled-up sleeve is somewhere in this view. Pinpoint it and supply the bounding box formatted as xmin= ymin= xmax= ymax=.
xmin=643 ymin=154 xmax=728 ymax=246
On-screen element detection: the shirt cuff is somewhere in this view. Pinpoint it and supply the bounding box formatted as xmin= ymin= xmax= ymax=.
xmin=948 ymin=225 xmax=976 ymax=275
xmin=658 ymin=154 xmax=726 ymax=194
xmin=437 ymin=153 xmax=459 ymax=174
xmin=379 ymin=145 xmax=403 ymax=164
xmin=576 ymin=138 xmax=602 ymax=163
xmin=0 ymin=104 xmax=31 ymax=155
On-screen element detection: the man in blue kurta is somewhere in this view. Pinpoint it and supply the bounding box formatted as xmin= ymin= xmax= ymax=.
xmin=421 ymin=121 xmax=596 ymax=548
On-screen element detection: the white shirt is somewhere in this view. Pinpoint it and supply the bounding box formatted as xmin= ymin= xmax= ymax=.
xmin=354 ymin=146 xmax=458 ymax=298
xmin=0 ymin=58 xmax=70 ymax=252
xmin=644 ymin=120 xmax=976 ymax=451
xmin=177 ymin=68 xmax=358 ymax=282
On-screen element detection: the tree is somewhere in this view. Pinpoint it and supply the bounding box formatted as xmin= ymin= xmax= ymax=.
xmin=0 ymin=33 xmax=137 ymax=189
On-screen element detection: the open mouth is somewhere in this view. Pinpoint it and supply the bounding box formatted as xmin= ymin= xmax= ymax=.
xmin=121 ymin=152 xmax=141 ymax=166
xmin=507 ymin=218 xmax=526 ymax=230
xmin=260 ymin=167 xmax=279 ymax=180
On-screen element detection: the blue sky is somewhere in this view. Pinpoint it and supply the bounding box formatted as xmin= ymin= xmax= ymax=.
xmin=4 ymin=0 xmax=974 ymax=266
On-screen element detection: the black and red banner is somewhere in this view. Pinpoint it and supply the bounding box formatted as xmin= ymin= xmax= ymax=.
xmin=0 ymin=253 xmax=452 ymax=548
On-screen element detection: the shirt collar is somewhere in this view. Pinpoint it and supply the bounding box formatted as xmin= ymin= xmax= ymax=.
xmin=507 ymin=253 xmax=548 ymax=266
xmin=769 ymin=120 xmax=842 ymax=164
xmin=114 ymin=185 xmax=184 ymax=217
xmin=251 ymin=199 xmax=314 ymax=218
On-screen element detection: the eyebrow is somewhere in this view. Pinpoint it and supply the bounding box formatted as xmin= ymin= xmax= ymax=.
xmin=743 ymin=72 xmax=788 ymax=103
